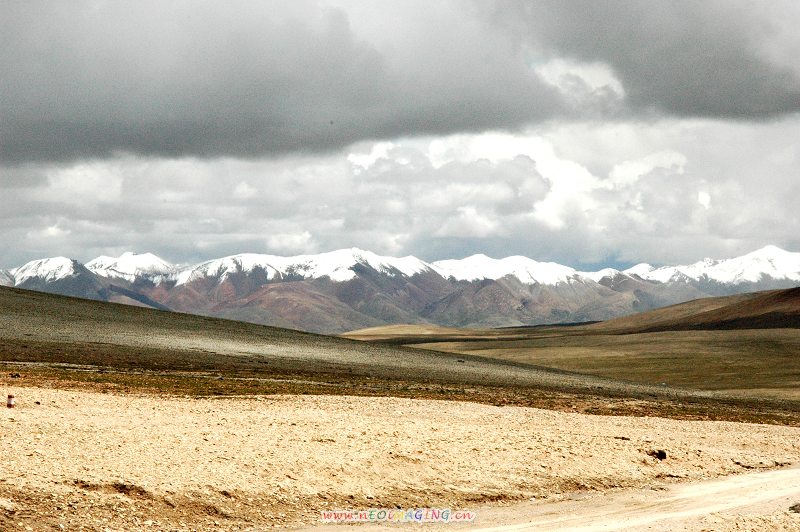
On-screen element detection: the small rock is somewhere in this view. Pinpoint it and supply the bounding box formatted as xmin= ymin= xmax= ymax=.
xmin=647 ymin=449 xmax=667 ymax=460
xmin=790 ymin=503 xmax=800 ymax=513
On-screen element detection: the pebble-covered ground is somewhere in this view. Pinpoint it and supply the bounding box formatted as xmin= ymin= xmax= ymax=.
xmin=1 ymin=387 xmax=798 ymax=530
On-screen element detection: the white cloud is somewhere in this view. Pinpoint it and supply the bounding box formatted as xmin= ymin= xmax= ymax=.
xmin=232 ymin=181 xmax=257 ymax=199
xmin=536 ymin=58 xmax=625 ymax=95
xmin=1 ymin=117 xmax=800 ymax=269
xmin=698 ymin=191 xmax=711 ymax=210
xmin=44 ymin=163 xmax=123 ymax=204
xmin=266 ymin=231 xmax=315 ymax=254
xmin=44 ymin=224 xmax=70 ymax=237
xmin=347 ymin=142 xmax=394 ymax=172
xmin=26 ymin=224 xmax=72 ymax=239
xmin=436 ymin=206 xmax=501 ymax=238
xmin=608 ymin=151 xmax=687 ymax=187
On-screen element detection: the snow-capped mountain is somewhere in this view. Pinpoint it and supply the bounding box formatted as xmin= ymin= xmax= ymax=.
xmin=0 ymin=269 xmax=13 ymax=287
xmin=10 ymin=257 xmax=81 ymax=285
xmin=628 ymin=245 xmax=800 ymax=285
xmin=174 ymin=248 xmax=433 ymax=286
xmin=2 ymin=246 xmax=798 ymax=334
xmin=68 ymin=245 xmax=800 ymax=289
xmin=433 ymin=254 xmax=580 ymax=285
xmin=87 ymin=252 xmax=175 ymax=283
xmin=623 ymin=263 xmax=656 ymax=278
xmin=576 ymin=267 xmax=627 ymax=283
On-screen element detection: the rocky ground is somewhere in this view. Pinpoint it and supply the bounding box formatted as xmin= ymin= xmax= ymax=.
xmin=1 ymin=386 xmax=799 ymax=530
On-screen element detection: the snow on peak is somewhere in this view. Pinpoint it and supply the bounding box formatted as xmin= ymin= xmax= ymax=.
xmin=433 ymin=254 xmax=577 ymax=285
xmin=634 ymin=246 xmax=800 ymax=284
xmin=623 ymin=263 xmax=655 ymax=277
xmin=0 ymin=269 xmax=14 ymax=287
xmin=10 ymin=257 xmax=79 ymax=285
xmin=7 ymin=245 xmax=797 ymax=289
xmin=292 ymin=248 xmax=431 ymax=281
xmin=578 ymin=267 xmax=624 ymax=282
xmin=174 ymin=248 xmax=433 ymax=286
xmin=87 ymin=252 xmax=174 ymax=282
xmin=742 ymin=244 xmax=795 ymax=261
xmin=432 ymin=246 xmax=800 ymax=286
xmin=174 ymin=254 xmax=281 ymax=285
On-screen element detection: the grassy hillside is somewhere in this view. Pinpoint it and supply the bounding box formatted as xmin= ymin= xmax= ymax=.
xmin=346 ymin=288 xmax=800 ymax=402
xmin=584 ymin=287 xmax=800 ymax=333
xmin=2 ymin=285 xmax=799 ymax=425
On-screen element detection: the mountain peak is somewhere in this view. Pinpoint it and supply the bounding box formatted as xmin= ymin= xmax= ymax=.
xmin=11 ymin=256 xmax=79 ymax=285
xmin=745 ymin=244 xmax=791 ymax=259
xmin=624 ymin=263 xmax=655 ymax=277
xmin=433 ymin=254 xmax=577 ymax=284
xmin=3 ymin=245 xmax=800 ymax=335
xmin=636 ymin=246 xmax=800 ymax=285
xmin=579 ymin=267 xmax=623 ymax=282
xmin=173 ymin=248 xmax=432 ymax=286
xmin=87 ymin=252 xmax=174 ymax=282
xmin=5 ymin=244 xmax=799 ymax=291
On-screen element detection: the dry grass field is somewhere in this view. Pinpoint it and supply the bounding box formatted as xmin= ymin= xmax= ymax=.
xmin=346 ymin=288 xmax=800 ymax=401
xmin=4 ymin=285 xmax=798 ymax=423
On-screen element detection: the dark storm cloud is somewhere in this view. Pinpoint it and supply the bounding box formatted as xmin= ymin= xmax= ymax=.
xmin=486 ymin=0 xmax=800 ymax=118
xmin=0 ymin=0 xmax=562 ymax=163
xmin=4 ymin=1 xmax=799 ymax=164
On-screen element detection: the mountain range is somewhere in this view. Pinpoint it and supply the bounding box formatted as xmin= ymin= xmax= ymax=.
xmin=1 ymin=245 xmax=798 ymax=334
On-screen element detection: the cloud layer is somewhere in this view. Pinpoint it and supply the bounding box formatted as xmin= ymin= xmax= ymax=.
xmin=4 ymin=1 xmax=799 ymax=162
xmin=2 ymin=0 xmax=564 ymax=162
xmin=488 ymin=0 xmax=800 ymax=118
xmin=1 ymin=1 xmax=799 ymax=269
xmin=3 ymin=118 xmax=799 ymax=269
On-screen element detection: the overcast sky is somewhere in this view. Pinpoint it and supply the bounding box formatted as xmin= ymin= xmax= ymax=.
xmin=2 ymin=0 xmax=800 ymax=269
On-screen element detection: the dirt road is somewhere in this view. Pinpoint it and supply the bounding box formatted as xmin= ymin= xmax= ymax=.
xmin=469 ymin=466 xmax=800 ymax=531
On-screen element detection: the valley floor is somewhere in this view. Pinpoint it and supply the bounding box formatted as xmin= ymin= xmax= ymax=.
xmin=1 ymin=386 xmax=799 ymax=531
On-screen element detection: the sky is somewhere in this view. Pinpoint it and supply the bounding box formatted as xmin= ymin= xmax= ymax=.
xmin=2 ymin=0 xmax=800 ymax=270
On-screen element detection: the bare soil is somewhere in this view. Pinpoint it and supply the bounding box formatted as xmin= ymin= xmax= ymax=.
xmin=1 ymin=386 xmax=799 ymax=531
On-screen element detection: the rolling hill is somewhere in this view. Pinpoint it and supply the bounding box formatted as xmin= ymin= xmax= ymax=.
xmin=587 ymin=287 xmax=800 ymax=332
xmin=0 ymin=284 xmax=662 ymax=395
xmin=345 ymin=288 xmax=800 ymax=401
xmin=2 ymin=284 xmax=800 ymax=427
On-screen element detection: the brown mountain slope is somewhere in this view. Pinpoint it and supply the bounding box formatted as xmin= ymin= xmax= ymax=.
xmin=589 ymin=287 xmax=800 ymax=333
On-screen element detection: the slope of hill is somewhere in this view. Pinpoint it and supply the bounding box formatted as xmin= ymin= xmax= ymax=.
xmin=0 ymin=284 xmax=665 ymax=396
xmin=3 ymin=284 xmax=800 ymax=426
xmin=590 ymin=287 xmax=800 ymax=333
xmin=346 ymin=288 xmax=800 ymax=401
xmin=2 ymin=246 xmax=798 ymax=333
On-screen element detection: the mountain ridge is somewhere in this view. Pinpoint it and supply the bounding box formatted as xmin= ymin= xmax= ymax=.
xmin=2 ymin=245 xmax=798 ymax=333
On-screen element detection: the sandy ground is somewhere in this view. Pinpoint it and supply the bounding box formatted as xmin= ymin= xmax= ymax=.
xmin=467 ymin=466 xmax=800 ymax=531
xmin=1 ymin=387 xmax=799 ymax=531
